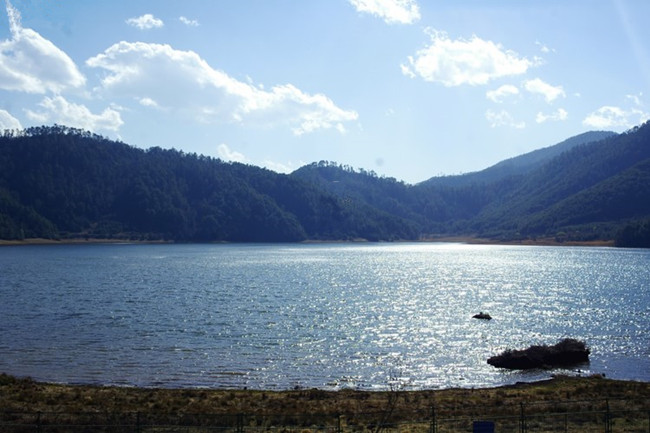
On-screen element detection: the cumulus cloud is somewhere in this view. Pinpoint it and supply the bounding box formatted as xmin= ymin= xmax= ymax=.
xmin=217 ymin=143 xmax=246 ymax=163
xmin=486 ymin=84 xmax=519 ymax=103
xmin=0 ymin=109 xmax=22 ymax=129
xmin=349 ymin=0 xmax=420 ymax=24
xmin=536 ymin=108 xmax=568 ymax=123
xmin=583 ymin=106 xmax=628 ymax=128
xmin=25 ymin=96 xmax=123 ymax=132
xmin=402 ymin=29 xmax=534 ymax=86
xmin=179 ymin=16 xmax=199 ymax=27
xmin=583 ymin=93 xmax=649 ymax=129
xmin=583 ymin=105 xmax=649 ymax=129
xmin=86 ymin=41 xmax=358 ymax=135
xmin=138 ymin=97 xmax=160 ymax=108
xmin=523 ymin=78 xmax=565 ymax=103
xmin=262 ymin=159 xmax=295 ymax=174
xmin=126 ymin=14 xmax=164 ymax=30
xmin=0 ymin=0 xmax=85 ymax=94
xmin=485 ymin=109 xmax=525 ymax=129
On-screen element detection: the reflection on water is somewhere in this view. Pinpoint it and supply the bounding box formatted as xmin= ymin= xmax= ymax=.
xmin=0 ymin=242 xmax=648 ymax=390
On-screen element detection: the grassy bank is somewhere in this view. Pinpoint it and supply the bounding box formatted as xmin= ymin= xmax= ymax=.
xmin=2 ymin=373 xmax=648 ymax=414
xmin=2 ymin=374 xmax=649 ymax=432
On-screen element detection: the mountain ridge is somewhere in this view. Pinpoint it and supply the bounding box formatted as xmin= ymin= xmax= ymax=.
xmin=1 ymin=123 xmax=649 ymax=246
xmin=421 ymin=130 xmax=617 ymax=187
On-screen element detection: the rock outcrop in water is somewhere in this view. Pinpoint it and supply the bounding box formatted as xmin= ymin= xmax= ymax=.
xmin=487 ymin=338 xmax=590 ymax=370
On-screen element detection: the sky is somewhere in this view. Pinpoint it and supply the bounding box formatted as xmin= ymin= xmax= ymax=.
xmin=1 ymin=0 xmax=649 ymax=184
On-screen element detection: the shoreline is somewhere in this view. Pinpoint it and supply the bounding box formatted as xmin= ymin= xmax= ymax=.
xmin=424 ymin=236 xmax=616 ymax=247
xmin=0 ymin=236 xmax=616 ymax=247
xmin=0 ymin=237 xmax=173 ymax=246
xmin=1 ymin=373 xmax=649 ymax=415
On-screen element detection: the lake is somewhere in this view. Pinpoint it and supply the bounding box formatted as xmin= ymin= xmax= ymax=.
xmin=0 ymin=242 xmax=648 ymax=390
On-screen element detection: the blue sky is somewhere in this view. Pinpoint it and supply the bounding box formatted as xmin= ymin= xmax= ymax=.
xmin=1 ymin=0 xmax=649 ymax=183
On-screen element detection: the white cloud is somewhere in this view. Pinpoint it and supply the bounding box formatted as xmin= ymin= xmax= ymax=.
xmin=402 ymin=29 xmax=534 ymax=86
xmin=535 ymin=41 xmax=554 ymax=53
xmin=25 ymin=96 xmax=123 ymax=132
xmin=485 ymin=109 xmax=525 ymax=129
xmin=486 ymin=84 xmax=519 ymax=103
xmin=523 ymin=78 xmax=565 ymax=103
xmin=583 ymin=94 xmax=649 ymax=129
xmin=0 ymin=0 xmax=85 ymax=94
xmin=217 ymin=143 xmax=247 ymax=163
xmin=349 ymin=0 xmax=420 ymax=24
xmin=262 ymin=159 xmax=296 ymax=174
xmin=86 ymin=41 xmax=358 ymax=135
xmin=536 ymin=108 xmax=568 ymax=123
xmin=583 ymin=105 xmax=649 ymax=129
xmin=126 ymin=14 xmax=164 ymax=30
xmin=627 ymin=93 xmax=643 ymax=107
xmin=0 ymin=109 xmax=22 ymax=129
xmin=216 ymin=143 xmax=297 ymax=173
xmin=583 ymin=106 xmax=627 ymax=128
xmin=138 ymin=97 xmax=160 ymax=108
xmin=179 ymin=16 xmax=199 ymax=27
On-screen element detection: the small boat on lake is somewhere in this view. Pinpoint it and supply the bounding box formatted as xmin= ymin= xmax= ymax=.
xmin=473 ymin=312 xmax=492 ymax=320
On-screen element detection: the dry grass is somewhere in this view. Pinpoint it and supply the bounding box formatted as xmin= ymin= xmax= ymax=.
xmin=2 ymin=374 xmax=649 ymax=433
xmin=1 ymin=373 xmax=648 ymax=416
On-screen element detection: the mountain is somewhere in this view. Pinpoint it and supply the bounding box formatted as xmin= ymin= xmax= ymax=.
xmin=470 ymin=123 xmax=650 ymax=239
xmin=291 ymin=162 xmax=494 ymax=233
xmin=1 ymin=123 xmax=650 ymax=246
xmin=422 ymin=130 xmax=616 ymax=187
xmin=292 ymin=124 xmax=650 ymax=244
xmin=0 ymin=126 xmax=417 ymax=242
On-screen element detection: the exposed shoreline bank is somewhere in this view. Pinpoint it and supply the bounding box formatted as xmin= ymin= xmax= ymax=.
xmin=424 ymin=236 xmax=615 ymax=247
xmin=1 ymin=373 xmax=648 ymax=415
xmin=0 ymin=236 xmax=616 ymax=247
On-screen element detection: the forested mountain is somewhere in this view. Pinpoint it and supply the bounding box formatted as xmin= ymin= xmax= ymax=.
xmin=292 ymin=123 xmax=650 ymax=245
xmin=1 ymin=123 xmax=650 ymax=246
xmin=422 ymin=130 xmax=616 ymax=188
xmin=0 ymin=126 xmax=416 ymax=242
xmin=469 ymin=123 xmax=650 ymax=240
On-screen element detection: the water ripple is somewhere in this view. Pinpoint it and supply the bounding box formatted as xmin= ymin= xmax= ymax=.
xmin=0 ymin=243 xmax=648 ymax=390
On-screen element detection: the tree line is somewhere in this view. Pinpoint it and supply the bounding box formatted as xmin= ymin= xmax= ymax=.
xmin=1 ymin=123 xmax=650 ymax=246
xmin=0 ymin=126 xmax=417 ymax=242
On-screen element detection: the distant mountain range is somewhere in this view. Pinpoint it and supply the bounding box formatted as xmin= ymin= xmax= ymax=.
xmin=1 ymin=123 xmax=650 ymax=246
xmin=422 ymin=131 xmax=616 ymax=188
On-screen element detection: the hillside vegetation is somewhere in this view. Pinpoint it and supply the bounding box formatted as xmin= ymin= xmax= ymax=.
xmin=1 ymin=123 xmax=650 ymax=246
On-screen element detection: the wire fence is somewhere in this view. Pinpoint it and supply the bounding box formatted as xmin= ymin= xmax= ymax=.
xmin=2 ymin=397 xmax=649 ymax=433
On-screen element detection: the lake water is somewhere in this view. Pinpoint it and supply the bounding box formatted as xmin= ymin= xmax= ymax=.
xmin=0 ymin=242 xmax=648 ymax=390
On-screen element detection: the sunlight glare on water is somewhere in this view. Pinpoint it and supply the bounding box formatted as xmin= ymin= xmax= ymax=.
xmin=0 ymin=242 xmax=648 ymax=390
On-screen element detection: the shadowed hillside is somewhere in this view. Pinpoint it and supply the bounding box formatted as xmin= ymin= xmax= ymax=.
xmin=422 ymin=130 xmax=616 ymax=188
xmin=0 ymin=126 xmax=417 ymax=242
xmin=2 ymin=123 xmax=650 ymax=245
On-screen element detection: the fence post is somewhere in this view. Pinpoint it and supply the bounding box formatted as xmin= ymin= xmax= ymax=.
xmin=337 ymin=413 xmax=341 ymax=433
xmin=519 ymin=403 xmax=526 ymax=433
xmin=136 ymin=411 xmax=141 ymax=433
xmin=237 ymin=413 xmax=244 ymax=433
xmin=36 ymin=411 xmax=41 ymax=433
xmin=605 ymin=399 xmax=611 ymax=433
xmin=430 ymin=405 xmax=436 ymax=433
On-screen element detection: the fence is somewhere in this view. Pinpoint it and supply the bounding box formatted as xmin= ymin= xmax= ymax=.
xmin=2 ymin=397 xmax=649 ymax=432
